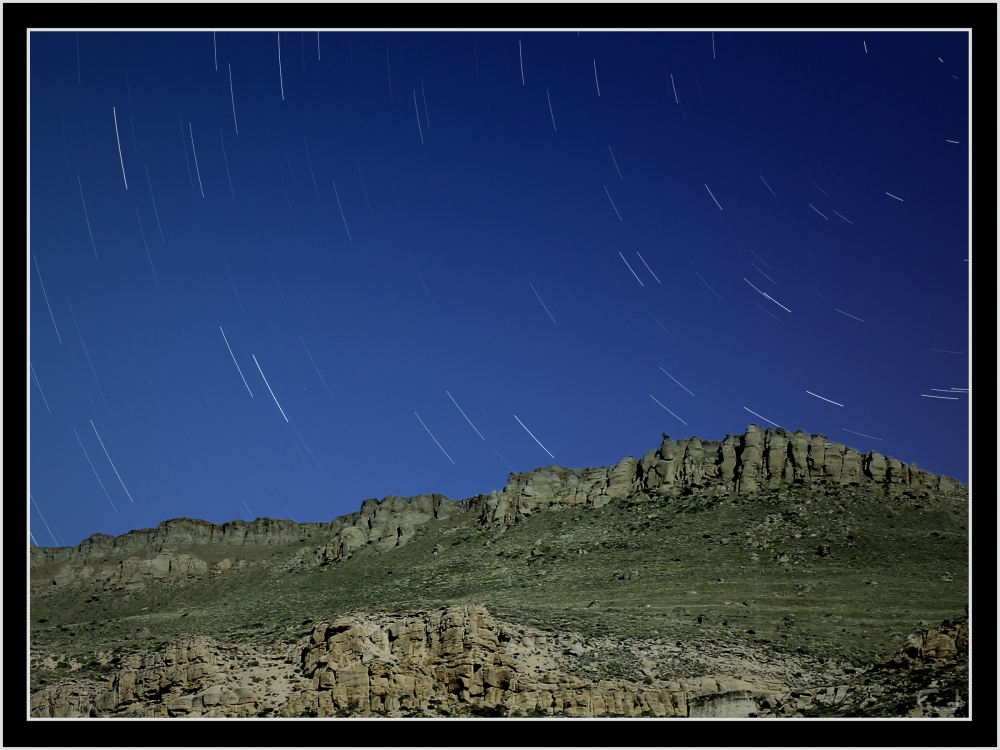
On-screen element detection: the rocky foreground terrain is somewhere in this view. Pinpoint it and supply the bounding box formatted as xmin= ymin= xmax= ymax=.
xmin=30 ymin=425 xmax=970 ymax=718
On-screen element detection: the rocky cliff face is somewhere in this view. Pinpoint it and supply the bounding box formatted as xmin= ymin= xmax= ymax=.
xmin=30 ymin=604 xmax=969 ymax=719
xmin=31 ymin=425 xmax=965 ymax=587
xmin=29 ymin=604 xmax=774 ymax=718
xmin=31 ymin=494 xmax=469 ymax=586
xmin=478 ymin=424 xmax=965 ymax=532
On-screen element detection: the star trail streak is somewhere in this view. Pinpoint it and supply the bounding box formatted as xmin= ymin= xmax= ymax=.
xmin=33 ymin=255 xmax=61 ymax=342
xmin=415 ymin=412 xmax=455 ymax=464
xmin=220 ymin=328 xmax=253 ymax=397
xmin=74 ymin=428 xmax=117 ymax=512
xmin=604 ymin=185 xmax=622 ymax=221
xmin=253 ymin=355 xmax=288 ymax=422
xmin=77 ymin=176 xmax=98 ymax=259
xmin=447 ymin=391 xmax=485 ymax=440
xmin=113 ymin=107 xmax=127 ymax=189
xmin=514 ymin=415 xmax=554 ymax=459
xmin=91 ymin=420 xmax=134 ymax=502
xmin=529 ymin=282 xmax=556 ymax=324
xmin=31 ymin=363 xmax=53 ymax=414
xmin=28 ymin=32 xmax=968 ymax=547
xmin=650 ymin=395 xmax=687 ymax=425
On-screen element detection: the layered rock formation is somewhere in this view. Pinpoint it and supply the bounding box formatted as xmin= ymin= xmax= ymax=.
xmin=31 ymin=426 xmax=965 ymax=588
xmin=285 ymin=604 xmax=698 ymax=717
xmin=30 ymin=605 xmax=776 ymax=718
xmin=479 ymin=425 xmax=965 ymax=531
xmin=31 ymin=494 xmax=469 ymax=586
xmin=32 ymin=607 xmax=969 ymax=719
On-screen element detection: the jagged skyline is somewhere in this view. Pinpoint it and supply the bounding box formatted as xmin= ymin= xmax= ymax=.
xmin=31 ymin=422 xmax=964 ymax=557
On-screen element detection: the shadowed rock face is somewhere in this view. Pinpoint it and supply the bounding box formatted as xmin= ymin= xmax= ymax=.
xmin=893 ymin=616 xmax=968 ymax=665
xmin=688 ymin=690 xmax=757 ymax=718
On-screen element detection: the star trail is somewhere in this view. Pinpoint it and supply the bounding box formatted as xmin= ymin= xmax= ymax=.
xmin=29 ymin=31 xmax=969 ymax=547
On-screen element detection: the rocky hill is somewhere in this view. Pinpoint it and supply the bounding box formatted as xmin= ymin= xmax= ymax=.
xmin=29 ymin=425 xmax=970 ymax=718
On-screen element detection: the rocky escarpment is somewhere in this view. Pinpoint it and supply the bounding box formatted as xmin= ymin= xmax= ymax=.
xmin=478 ymin=424 xmax=966 ymax=531
xmin=31 ymin=425 xmax=966 ymax=589
xmin=29 ymin=607 xmax=969 ymax=719
xmin=31 ymin=494 xmax=469 ymax=589
xmin=30 ymin=604 xmax=791 ymax=718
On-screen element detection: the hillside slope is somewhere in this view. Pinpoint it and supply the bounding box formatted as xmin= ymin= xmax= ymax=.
xmin=29 ymin=425 xmax=969 ymax=717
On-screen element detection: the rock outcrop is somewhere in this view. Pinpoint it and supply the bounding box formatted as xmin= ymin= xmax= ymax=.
xmin=32 ymin=605 xmax=789 ymax=718
xmin=749 ymin=615 xmax=970 ymax=718
xmin=294 ymin=494 xmax=466 ymax=567
xmin=32 ymin=426 xmax=965 ymax=587
xmin=28 ymin=678 xmax=106 ymax=719
xmin=31 ymin=494 xmax=470 ymax=578
xmin=285 ymin=604 xmax=696 ymax=717
xmin=890 ymin=615 xmax=969 ymax=667
xmin=31 ymin=636 xmax=291 ymax=718
xmin=632 ymin=424 xmax=962 ymax=495
xmin=478 ymin=425 xmax=965 ymax=532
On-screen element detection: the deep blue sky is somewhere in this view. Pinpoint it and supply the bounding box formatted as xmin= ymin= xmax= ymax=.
xmin=29 ymin=31 xmax=969 ymax=548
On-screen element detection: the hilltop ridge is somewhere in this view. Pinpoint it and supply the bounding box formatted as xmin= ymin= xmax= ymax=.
xmin=32 ymin=424 xmax=965 ymax=573
xmin=29 ymin=423 xmax=969 ymax=719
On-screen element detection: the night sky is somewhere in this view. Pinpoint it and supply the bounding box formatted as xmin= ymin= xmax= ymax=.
xmin=29 ymin=31 xmax=970 ymax=549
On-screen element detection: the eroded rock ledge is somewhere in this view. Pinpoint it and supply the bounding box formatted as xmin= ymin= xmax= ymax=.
xmin=31 ymin=425 xmax=965 ymax=585
xmin=31 ymin=494 xmax=466 ymax=580
xmin=29 ymin=608 xmax=968 ymax=719
xmin=30 ymin=605 xmax=769 ymax=718
xmin=478 ymin=424 xmax=965 ymax=531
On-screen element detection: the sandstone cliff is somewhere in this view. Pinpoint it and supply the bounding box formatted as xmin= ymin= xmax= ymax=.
xmin=31 ymin=494 xmax=469 ymax=588
xmin=31 ymin=425 xmax=966 ymax=590
xmin=29 ymin=604 xmax=776 ymax=718
xmin=478 ymin=424 xmax=965 ymax=531
xmin=29 ymin=604 xmax=969 ymax=719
